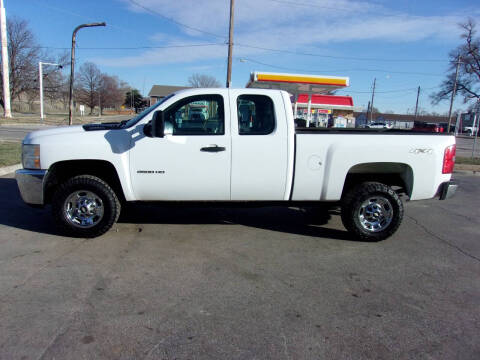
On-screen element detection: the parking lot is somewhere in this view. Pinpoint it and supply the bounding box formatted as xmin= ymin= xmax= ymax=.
xmin=0 ymin=172 xmax=479 ymax=359
xmin=456 ymin=135 xmax=480 ymax=158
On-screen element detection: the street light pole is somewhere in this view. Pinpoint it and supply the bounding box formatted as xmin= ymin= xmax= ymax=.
xmin=68 ymin=22 xmax=106 ymax=126
xmin=39 ymin=62 xmax=60 ymax=121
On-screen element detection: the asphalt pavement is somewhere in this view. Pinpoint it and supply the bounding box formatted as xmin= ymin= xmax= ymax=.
xmin=0 ymin=173 xmax=479 ymax=359
xmin=0 ymin=115 xmax=131 ymax=141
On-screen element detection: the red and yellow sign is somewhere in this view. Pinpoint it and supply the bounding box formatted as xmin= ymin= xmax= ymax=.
xmin=255 ymin=72 xmax=348 ymax=87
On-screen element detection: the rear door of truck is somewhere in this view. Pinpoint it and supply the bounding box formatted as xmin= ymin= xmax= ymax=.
xmin=229 ymin=89 xmax=291 ymax=200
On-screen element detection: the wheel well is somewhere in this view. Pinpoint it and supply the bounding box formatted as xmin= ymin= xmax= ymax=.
xmin=342 ymin=162 xmax=414 ymax=198
xmin=44 ymin=160 xmax=125 ymax=204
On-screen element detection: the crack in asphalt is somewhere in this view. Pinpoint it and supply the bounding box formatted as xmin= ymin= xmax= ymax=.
xmin=406 ymin=215 xmax=480 ymax=263
xmin=430 ymin=204 xmax=478 ymax=223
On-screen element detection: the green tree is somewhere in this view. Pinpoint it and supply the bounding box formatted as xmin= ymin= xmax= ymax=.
xmin=124 ymin=89 xmax=146 ymax=111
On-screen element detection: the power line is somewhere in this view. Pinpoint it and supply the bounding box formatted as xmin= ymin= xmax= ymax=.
xmin=236 ymin=43 xmax=446 ymax=63
xmin=241 ymin=58 xmax=441 ymax=94
xmin=337 ymin=85 xmax=440 ymax=94
xmin=37 ymin=43 xmax=225 ymax=50
xmin=127 ymin=0 xmax=226 ymax=39
xmin=32 ymin=0 xmax=448 ymax=64
xmin=239 ymin=57 xmax=444 ymax=77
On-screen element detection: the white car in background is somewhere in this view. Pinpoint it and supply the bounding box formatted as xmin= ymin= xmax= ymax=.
xmin=463 ymin=126 xmax=478 ymax=136
xmin=365 ymin=122 xmax=393 ymax=129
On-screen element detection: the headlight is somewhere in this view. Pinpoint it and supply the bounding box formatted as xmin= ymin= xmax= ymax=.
xmin=22 ymin=144 xmax=41 ymax=169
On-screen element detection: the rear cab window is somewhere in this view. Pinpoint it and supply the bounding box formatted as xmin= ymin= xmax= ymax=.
xmin=237 ymin=95 xmax=276 ymax=135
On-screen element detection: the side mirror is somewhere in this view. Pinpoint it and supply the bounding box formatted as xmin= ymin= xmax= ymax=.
xmin=151 ymin=110 xmax=165 ymax=138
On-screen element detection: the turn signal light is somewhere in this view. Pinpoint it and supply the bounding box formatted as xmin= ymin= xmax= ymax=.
xmin=442 ymin=144 xmax=456 ymax=174
xmin=22 ymin=144 xmax=41 ymax=169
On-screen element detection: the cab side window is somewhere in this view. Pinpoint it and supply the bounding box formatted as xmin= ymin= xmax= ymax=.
xmin=164 ymin=95 xmax=224 ymax=135
xmin=237 ymin=95 xmax=275 ymax=135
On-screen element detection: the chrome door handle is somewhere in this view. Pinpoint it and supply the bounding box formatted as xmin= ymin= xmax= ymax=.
xmin=200 ymin=145 xmax=226 ymax=152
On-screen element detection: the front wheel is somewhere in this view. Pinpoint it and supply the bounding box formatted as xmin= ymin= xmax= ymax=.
xmin=341 ymin=182 xmax=403 ymax=241
xmin=52 ymin=175 xmax=121 ymax=238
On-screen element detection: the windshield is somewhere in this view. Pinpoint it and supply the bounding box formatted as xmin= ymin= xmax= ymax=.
xmin=122 ymin=93 xmax=175 ymax=128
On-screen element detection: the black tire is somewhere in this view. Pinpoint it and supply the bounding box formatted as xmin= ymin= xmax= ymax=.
xmin=52 ymin=175 xmax=121 ymax=238
xmin=341 ymin=182 xmax=403 ymax=241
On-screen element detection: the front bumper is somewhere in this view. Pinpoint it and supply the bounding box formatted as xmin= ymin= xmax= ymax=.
xmin=15 ymin=169 xmax=46 ymax=206
xmin=438 ymin=181 xmax=458 ymax=200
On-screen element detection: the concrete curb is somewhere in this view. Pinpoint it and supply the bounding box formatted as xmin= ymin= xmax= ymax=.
xmin=454 ymin=169 xmax=480 ymax=176
xmin=0 ymin=163 xmax=21 ymax=176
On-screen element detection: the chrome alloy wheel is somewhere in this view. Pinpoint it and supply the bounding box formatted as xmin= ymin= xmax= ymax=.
xmin=358 ymin=196 xmax=393 ymax=232
xmin=64 ymin=190 xmax=104 ymax=228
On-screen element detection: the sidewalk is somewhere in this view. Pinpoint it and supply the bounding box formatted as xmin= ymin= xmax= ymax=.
xmin=454 ymin=163 xmax=480 ymax=174
xmin=0 ymin=163 xmax=21 ymax=177
xmin=1 ymin=113 xmax=131 ymax=126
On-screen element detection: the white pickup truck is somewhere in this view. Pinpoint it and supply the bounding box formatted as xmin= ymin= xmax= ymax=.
xmin=16 ymin=88 xmax=457 ymax=241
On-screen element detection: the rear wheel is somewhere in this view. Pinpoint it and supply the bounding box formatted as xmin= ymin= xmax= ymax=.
xmin=341 ymin=182 xmax=403 ymax=241
xmin=52 ymin=175 xmax=121 ymax=238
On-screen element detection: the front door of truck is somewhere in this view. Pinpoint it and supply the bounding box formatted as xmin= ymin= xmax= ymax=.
xmin=129 ymin=94 xmax=231 ymax=200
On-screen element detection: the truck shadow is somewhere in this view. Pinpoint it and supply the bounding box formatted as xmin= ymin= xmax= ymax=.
xmin=0 ymin=177 xmax=353 ymax=241
xmin=118 ymin=203 xmax=353 ymax=241
xmin=0 ymin=177 xmax=58 ymax=236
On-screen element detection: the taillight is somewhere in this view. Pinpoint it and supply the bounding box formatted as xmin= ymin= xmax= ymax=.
xmin=442 ymin=144 xmax=456 ymax=174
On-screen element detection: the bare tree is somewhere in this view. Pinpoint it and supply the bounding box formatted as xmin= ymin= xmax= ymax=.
xmin=188 ymin=73 xmax=221 ymax=88
xmin=0 ymin=18 xmax=41 ymax=108
xmin=431 ymin=19 xmax=480 ymax=106
xmin=0 ymin=18 xmax=67 ymax=112
xmin=98 ymin=74 xmax=125 ymax=113
xmin=42 ymin=51 xmax=69 ymax=102
xmin=75 ymin=62 xmax=102 ymax=114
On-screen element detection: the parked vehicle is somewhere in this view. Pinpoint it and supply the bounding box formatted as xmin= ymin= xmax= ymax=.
xmin=412 ymin=123 xmax=444 ymax=133
xmin=16 ymin=88 xmax=457 ymax=241
xmin=463 ymin=126 xmax=478 ymax=136
xmin=365 ymin=122 xmax=392 ymax=129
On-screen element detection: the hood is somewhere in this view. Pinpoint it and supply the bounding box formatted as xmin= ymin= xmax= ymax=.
xmin=23 ymin=125 xmax=86 ymax=144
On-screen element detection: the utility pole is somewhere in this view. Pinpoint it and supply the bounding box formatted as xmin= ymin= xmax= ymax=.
xmin=226 ymin=0 xmax=235 ymax=88
xmin=366 ymin=101 xmax=371 ymax=124
xmin=414 ymin=86 xmax=421 ymax=121
xmin=447 ymin=56 xmax=461 ymax=133
xmin=68 ymin=22 xmax=106 ymax=126
xmin=0 ymin=0 xmax=11 ymax=118
xmin=369 ymin=78 xmax=376 ymax=122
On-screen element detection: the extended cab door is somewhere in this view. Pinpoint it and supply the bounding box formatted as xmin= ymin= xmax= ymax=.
xmin=230 ymin=90 xmax=290 ymax=200
xmin=129 ymin=92 xmax=231 ymax=200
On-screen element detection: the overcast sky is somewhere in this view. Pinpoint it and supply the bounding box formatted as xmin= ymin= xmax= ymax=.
xmin=7 ymin=0 xmax=480 ymax=113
